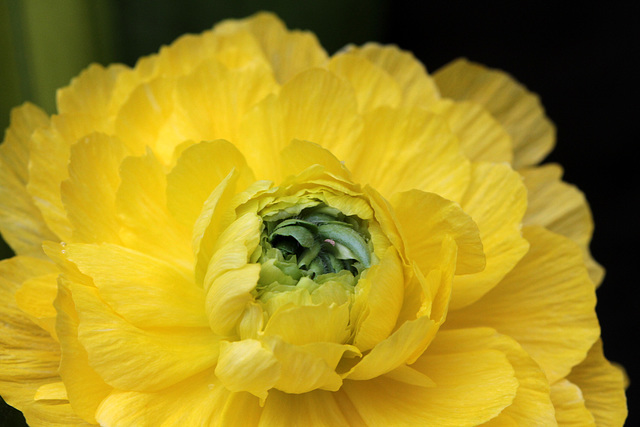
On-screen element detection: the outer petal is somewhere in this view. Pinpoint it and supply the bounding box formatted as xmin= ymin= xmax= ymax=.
xmin=238 ymin=68 xmax=362 ymax=181
xmin=428 ymin=328 xmax=556 ymax=426
xmin=259 ymin=390 xmax=351 ymax=427
xmin=347 ymin=106 xmax=470 ymax=201
xmin=344 ymin=43 xmax=440 ymax=108
xmin=521 ymin=164 xmax=604 ymax=285
xmin=342 ymin=334 xmax=518 ymax=426
xmin=57 ymin=63 xmax=129 ymax=118
xmin=55 ymin=278 xmax=113 ymax=424
xmin=0 ymin=257 xmax=88 ymax=426
xmin=280 ymin=139 xmax=353 ymax=182
xmin=174 ymin=57 xmax=278 ymax=144
xmin=63 ymin=243 xmax=207 ymax=329
xmin=551 ymin=380 xmax=596 ymax=426
xmin=15 ymin=273 xmax=59 ymax=339
xmin=95 ymin=373 xmax=243 ymax=427
xmin=61 ymin=133 xmax=127 ymax=244
xmin=116 ymin=150 xmax=192 ymax=269
xmin=434 ymin=58 xmax=555 ymax=169
xmin=0 ymin=104 xmax=57 ymax=255
xmin=446 ymin=226 xmax=600 ymax=383
xmin=27 ymin=113 xmax=111 ymax=241
xmin=451 ymin=162 xmax=529 ymax=309
xmin=113 ymin=76 xmax=178 ymax=160
xmin=567 ymin=340 xmax=628 ymax=427
xmin=327 ymin=53 xmax=402 ymax=112
xmin=69 ymin=282 xmax=220 ymax=392
xmin=220 ymin=12 xmax=328 ymax=84
xmin=166 ymin=140 xmax=254 ymax=228
xmin=428 ymin=99 xmax=513 ymax=163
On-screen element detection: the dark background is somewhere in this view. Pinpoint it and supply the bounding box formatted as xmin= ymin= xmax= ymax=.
xmin=1 ymin=1 xmax=636 ymax=425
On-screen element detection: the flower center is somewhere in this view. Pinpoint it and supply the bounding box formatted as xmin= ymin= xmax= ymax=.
xmin=255 ymin=203 xmax=372 ymax=295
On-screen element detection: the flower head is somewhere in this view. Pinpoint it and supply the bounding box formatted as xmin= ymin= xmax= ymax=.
xmin=0 ymin=12 xmax=627 ymax=426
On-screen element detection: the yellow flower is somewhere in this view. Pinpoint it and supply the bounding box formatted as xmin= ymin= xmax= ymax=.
xmin=0 ymin=12 xmax=627 ymax=426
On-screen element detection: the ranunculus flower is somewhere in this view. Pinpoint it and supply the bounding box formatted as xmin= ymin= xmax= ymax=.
xmin=0 ymin=12 xmax=627 ymax=426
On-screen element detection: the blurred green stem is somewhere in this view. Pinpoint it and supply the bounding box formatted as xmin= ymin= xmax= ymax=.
xmin=1 ymin=0 xmax=116 ymax=132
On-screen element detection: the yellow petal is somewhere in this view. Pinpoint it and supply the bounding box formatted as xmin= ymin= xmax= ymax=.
xmin=264 ymin=303 xmax=350 ymax=346
xmin=225 ymin=11 xmax=328 ymax=84
xmin=166 ymin=140 xmax=254 ymax=228
xmin=61 ymin=133 xmax=127 ymax=244
xmin=280 ymin=139 xmax=352 ymax=182
xmin=521 ymin=164 xmax=604 ymax=285
xmin=57 ymin=63 xmax=129 ymax=118
xmin=55 ymin=278 xmax=113 ymax=424
xmin=259 ymin=389 xmax=352 ymax=427
xmin=0 ymin=103 xmax=57 ymax=255
xmin=446 ymin=226 xmax=600 ymax=383
xmin=392 ymin=189 xmax=485 ymax=275
xmin=204 ymin=213 xmax=261 ymax=335
xmin=69 ymin=282 xmax=219 ymax=392
xmin=0 ymin=257 xmax=71 ymax=424
xmin=452 ymin=162 xmax=529 ymax=309
xmin=215 ymin=339 xmax=280 ymax=400
xmin=15 ymin=273 xmax=59 ymax=339
xmin=343 ymin=339 xmax=518 ymax=426
xmin=345 ymin=43 xmax=440 ymax=107
xmin=175 ymin=57 xmax=278 ymax=144
xmin=348 ymin=106 xmax=470 ymax=201
xmin=34 ymin=381 xmax=68 ymax=401
xmin=351 ymin=247 xmax=405 ymax=352
xmin=192 ymin=170 xmax=245 ymax=285
xmin=567 ymin=340 xmax=628 ymax=427
xmin=429 ymin=99 xmax=513 ymax=163
xmin=206 ymin=264 xmax=261 ymax=336
xmin=96 ymin=372 xmax=239 ymax=427
xmin=551 ymin=379 xmax=596 ymax=426
xmin=116 ymin=150 xmax=193 ymax=269
xmin=1 ymin=103 xmax=49 ymax=183
xmin=265 ymin=336 xmax=343 ymax=393
xmin=63 ymin=242 xmax=207 ymax=329
xmin=345 ymin=315 xmax=434 ymax=381
xmin=239 ymin=68 xmax=361 ymax=181
xmin=382 ymin=364 xmax=436 ymax=388
xmin=27 ymin=113 xmax=111 ymax=241
xmin=327 ymin=53 xmax=402 ymax=112
xmin=409 ymin=235 xmax=457 ymax=346
xmin=113 ymin=76 xmax=178 ymax=160
xmin=434 ymin=58 xmax=555 ymax=168
xmin=427 ymin=328 xmax=555 ymax=426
